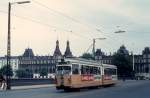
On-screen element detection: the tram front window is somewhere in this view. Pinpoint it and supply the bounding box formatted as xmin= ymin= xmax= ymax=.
xmin=57 ymin=66 xmax=71 ymax=75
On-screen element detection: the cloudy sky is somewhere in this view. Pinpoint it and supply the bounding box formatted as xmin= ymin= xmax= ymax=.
xmin=0 ymin=0 xmax=150 ymax=56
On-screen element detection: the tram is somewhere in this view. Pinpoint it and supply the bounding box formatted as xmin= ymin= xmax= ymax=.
xmin=55 ymin=58 xmax=117 ymax=91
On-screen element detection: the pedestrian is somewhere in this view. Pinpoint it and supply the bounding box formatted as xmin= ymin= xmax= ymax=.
xmin=0 ymin=75 xmax=6 ymax=90
xmin=0 ymin=74 xmax=3 ymax=88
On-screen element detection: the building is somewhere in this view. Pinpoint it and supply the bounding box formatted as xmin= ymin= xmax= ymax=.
xmin=64 ymin=40 xmax=73 ymax=58
xmin=19 ymin=48 xmax=56 ymax=78
xmin=134 ymin=47 xmax=150 ymax=78
xmin=95 ymin=45 xmax=129 ymax=64
xmin=53 ymin=40 xmax=63 ymax=62
xmin=95 ymin=46 xmax=150 ymax=79
xmin=0 ymin=56 xmax=19 ymax=77
xmin=0 ymin=40 xmax=73 ymax=78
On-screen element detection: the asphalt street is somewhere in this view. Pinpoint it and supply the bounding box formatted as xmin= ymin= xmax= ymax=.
xmin=0 ymin=80 xmax=150 ymax=98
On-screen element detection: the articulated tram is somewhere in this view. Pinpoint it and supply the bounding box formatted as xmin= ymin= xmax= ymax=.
xmin=55 ymin=58 xmax=118 ymax=91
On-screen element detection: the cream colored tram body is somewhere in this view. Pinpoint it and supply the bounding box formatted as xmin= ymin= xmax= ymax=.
xmin=55 ymin=58 xmax=117 ymax=90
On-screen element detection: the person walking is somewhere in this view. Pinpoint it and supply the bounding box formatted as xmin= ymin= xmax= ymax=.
xmin=0 ymin=75 xmax=6 ymax=90
xmin=0 ymin=75 xmax=2 ymax=89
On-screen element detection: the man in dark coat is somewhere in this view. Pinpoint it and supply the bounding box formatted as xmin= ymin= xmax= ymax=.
xmin=0 ymin=75 xmax=6 ymax=90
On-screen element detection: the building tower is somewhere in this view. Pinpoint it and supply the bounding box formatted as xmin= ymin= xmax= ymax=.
xmin=95 ymin=49 xmax=103 ymax=61
xmin=23 ymin=48 xmax=34 ymax=58
xmin=53 ymin=40 xmax=62 ymax=60
xmin=142 ymin=47 xmax=150 ymax=74
xmin=64 ymin=40 xmax=73 ymax=58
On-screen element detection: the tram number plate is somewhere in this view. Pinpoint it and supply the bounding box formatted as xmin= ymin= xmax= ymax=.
xmin=81 ymin=75 xmax=94 ymax=81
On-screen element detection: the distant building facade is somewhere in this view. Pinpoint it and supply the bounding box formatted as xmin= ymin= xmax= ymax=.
xmin=134 ymin=47 xmax=150 ymax=78
xmin=18 ymin=48 xmax=56 ymax=78
xmin=0 ymin=40 xmax=73 ymax=78
xmin=0 ymin=56 xmax=19 ymax=77
xmin=95 ymin=46 xmax=150 ymax=78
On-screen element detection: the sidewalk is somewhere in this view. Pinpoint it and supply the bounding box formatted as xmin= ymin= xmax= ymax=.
xmin=11 ymin=84 xmax=55 ymax=90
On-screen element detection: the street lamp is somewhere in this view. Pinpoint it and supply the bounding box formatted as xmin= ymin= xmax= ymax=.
xmin=114 ymin=30 xmax=135 ymax=78
xmin=92 ymin=38 xmax=106 ymax=59
xmin=131 ymin=51 xmax=135 ymax=79
xmin=6 ymin=1 xmax=30 ymax=90
xmin=114 ymin=30 xmax=126 ymax=33
xmin=131 ymin=52 xmax=135 ymax=71
xmin=114 ymin=26 xmax=126 ymax=33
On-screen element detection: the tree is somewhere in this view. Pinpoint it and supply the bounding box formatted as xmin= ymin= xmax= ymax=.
xmin=0 ymin=65 xmax=13 ymax=77
xmin=39 ymin=68 xmax=48 ymax=77
xmin=16 ymin=69 xmax=26 ymax=78
xmin=80 ymin=53 xmax=94 ymax=60
xmin=112 ymin=53 xmax=132 ymax=78
xmin=16 ymin=69 xmax=33 ymax=78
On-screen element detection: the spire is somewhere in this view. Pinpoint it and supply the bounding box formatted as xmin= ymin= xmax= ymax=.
xmin=23 ymin=48 xmax=34 ymax=57
xmin=64 ymin=40 xmax=73 ymax=58
xmin=53 ymin=40 xmax=62 ymax=57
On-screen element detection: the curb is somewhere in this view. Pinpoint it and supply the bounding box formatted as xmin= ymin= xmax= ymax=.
xmin=0 ymin=84 xmax=55 ymax=91
xmin=12 ymin=84 xmax=55 ymax=90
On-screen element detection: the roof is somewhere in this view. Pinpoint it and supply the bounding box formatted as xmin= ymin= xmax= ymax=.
xmin=95 ymin=49 xmax=104 ymax=56
xmin=23 ymin=48 xmax=34 ymax=57
xmin=60 ymin=58 xmax=116 ymax=68
xmin=53 ymin=40 xmax=62 ymax=57
xmin=64 ymin=40 xmax=73 ymax=58
xmin=142 ymin=47 xmax=150 ymax=54
xmin=117 ymin=45 xmax=129 ymax=55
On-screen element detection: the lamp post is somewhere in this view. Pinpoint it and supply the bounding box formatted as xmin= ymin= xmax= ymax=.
xmin=92 ymin=38 xmax=106 ymax=59
xmin=131 ymin=52 xmax=135 ymax=71
xmin=6 ymin=1 xmax=30 ymax=90
xmin=131 ymin=51 xmax=135 ymax=79
xmin=131 ymin=43 xmax=136 ymax=78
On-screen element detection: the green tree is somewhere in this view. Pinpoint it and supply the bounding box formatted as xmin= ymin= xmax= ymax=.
xmin=112 ymin=53 xmax=132 ymax=77
xmin=39 ymin=68 xmax=48 ymax=77
xmin=16 ymin=69 xmax=26 ymax=78
xmin=0 ymin=65 xmax=13 ymax=77
xmin=80 ymin=53 xmax=94 ymax=60
xmin=16 ymin=69 xmax=33 ymax=78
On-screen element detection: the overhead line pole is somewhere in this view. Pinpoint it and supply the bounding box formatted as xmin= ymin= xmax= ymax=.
xmin=6 ymin=1 xmax=30 ymax=90
xmin=6 ymin=2 xmax=11 ymax=90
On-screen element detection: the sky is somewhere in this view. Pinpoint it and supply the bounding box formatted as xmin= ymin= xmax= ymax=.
xmin=0 ymin=0 xmax=150 ymax=56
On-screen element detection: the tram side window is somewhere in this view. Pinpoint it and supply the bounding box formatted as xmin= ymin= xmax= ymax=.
xmin=112 ymin=69 xmax=117 ymax=75
xmin=72 ymin=64 xmax=79 ymax=74
xmin=81 ymin=65 xmax=89 ymax=74
xmin=93 ymin=67 xmax=101 ymax=75
xmin=104 ymin=68 xmax=117 ymax=75
xmin=81 ymin=65 xmax=101 ymax=75
xmin=104 ymin=68 xmax=110 ymax=75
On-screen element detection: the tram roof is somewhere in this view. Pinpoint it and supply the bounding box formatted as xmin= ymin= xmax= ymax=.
xmin=63 ymin=58 xmax=116 ymax=68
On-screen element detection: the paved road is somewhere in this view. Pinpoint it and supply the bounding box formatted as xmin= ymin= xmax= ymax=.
xmin=0 ymin=80 xmax=150 ymax=98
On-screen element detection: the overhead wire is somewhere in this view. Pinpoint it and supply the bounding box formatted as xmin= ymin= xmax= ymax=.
xmin=0 ymin=9 xmax=90 ymax=40
xmin=0 ymin=1 xmax=124 ymax=54
xmin=0 ymin=7 xmax=120 ymax=54
xmin=31 ymin=0 xmax=123 ymax=45
xmin=32 ymin=0 xmax=105 ymax=36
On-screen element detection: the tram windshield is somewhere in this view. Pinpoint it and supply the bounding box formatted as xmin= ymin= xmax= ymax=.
xmin=56 ymin=66 xmax=71 ymax=75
